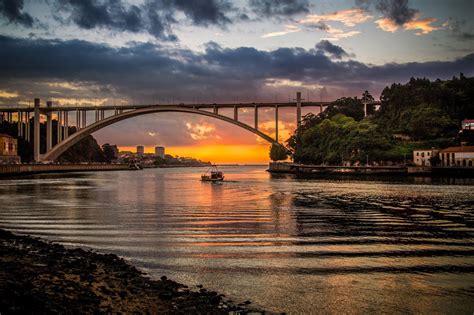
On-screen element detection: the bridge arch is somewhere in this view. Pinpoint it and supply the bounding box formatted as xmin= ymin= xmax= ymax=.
xmin=41 ymin=106 xmax=278 ymax=161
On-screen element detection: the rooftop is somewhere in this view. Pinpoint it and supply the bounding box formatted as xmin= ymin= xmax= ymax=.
xmin=439 ymin=146 xmax=474 ymax=153
xmin=0 ymin=133 xmax=14 ymax=139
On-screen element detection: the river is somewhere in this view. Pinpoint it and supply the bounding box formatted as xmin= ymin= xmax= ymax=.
xmin=0 ymin=166 xmax=473 ymax=314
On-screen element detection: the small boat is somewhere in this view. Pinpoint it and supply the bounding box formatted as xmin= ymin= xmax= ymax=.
xmin=201 ymin=165 xmax=224 ymax=182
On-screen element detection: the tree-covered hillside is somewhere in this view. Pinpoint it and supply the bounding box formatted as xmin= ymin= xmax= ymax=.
xmin=287 ymin=74 xmax=474 ymax=165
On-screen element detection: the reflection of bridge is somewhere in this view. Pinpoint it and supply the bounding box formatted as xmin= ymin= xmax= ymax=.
xmin=0 ymin=92 xmax=379 ymax=162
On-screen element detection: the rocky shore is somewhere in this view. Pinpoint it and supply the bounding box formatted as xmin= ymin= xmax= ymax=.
xmin=0 ymin=229 xmax=265 ymax=314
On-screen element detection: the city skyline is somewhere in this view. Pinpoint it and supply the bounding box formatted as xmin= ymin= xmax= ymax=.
xmin=1 ymin=0 xmax=473 ymax=163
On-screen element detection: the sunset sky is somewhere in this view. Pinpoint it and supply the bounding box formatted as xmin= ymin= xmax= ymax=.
xmin=0 ymin=0 xmax=473 ymax=163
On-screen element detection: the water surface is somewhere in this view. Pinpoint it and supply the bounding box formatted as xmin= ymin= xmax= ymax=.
xmin=0 ymin=166 xmax=473 ymax=314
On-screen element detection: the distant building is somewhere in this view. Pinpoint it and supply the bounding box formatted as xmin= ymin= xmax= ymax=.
xmin=413 ymin=149 xmax=438 ymax=167
xmin=439 ymin=146 xmax=474 ymax=167
xmin=0 ymin=133 xmax=20 ymax=164
xmin=155 ymin=146 xmax=165 ymax=158
xmin=136 ymin=146 xmax=144 ymax=156
xmin=461 ymin=119 xmax=474 ymax=130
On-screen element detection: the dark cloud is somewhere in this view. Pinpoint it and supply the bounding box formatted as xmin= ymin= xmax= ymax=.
xmin=448 ymin=19 xmax=474 ymax=41
xmin=249 ymin=0 xmax=309 ymax=18
xmin=168 ymin=0 xmax=233 ymax=27
xmin=0 ymin=0 xmax=34 ymax=27
xmin=57 ymin=0 xmax=143 ymax=31
xmin=54 ymin=0 xmax=235 ymax=41
xmin=356 ymin=0 xmax=418 ymax=25
xmin=315 ymin=40 xmax=350 ymax=59
xmin=0 ymin=35 xmax=472 ymax=103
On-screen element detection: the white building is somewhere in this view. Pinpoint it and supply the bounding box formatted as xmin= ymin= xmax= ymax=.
xmin=439 ymin=146 xmax=474 ymax=167
xmin=413 ymin=149 xmax=438 ymax=167
xmin=136 ymin=145 xmax=144 ymax=156
xmin=461 ymin=119 xmax=474 ymax=130
xmin=155 ymin=146 xmax=165 ymax=158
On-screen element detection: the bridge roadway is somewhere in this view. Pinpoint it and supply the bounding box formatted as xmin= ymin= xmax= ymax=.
xmin=0 ymin=101 xmax=336 ymax=112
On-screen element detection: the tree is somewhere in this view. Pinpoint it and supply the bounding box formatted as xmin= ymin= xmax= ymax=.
xmin=102 ymin=143 xmax=118 ymax=163
xmin=269 ymin=143 xmax=289 ymax=161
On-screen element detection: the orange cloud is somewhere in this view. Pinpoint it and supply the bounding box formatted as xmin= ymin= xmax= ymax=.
xmin=375 ymin=18 xmax=399 ymax=33
xmin=186 ymin=121 xmax=216 ymax=140
xmin=0 ymin=90 xmax=19 ymax=98
xmin=404 ymin=17 xmax=439 ymax=35
xmin=300 ymin=9 xmax=372 ymax=27
xmin=262 ymin=25 xmax=300 ymax=38
xmin=376 ymin=15 xmax=440 ymax=35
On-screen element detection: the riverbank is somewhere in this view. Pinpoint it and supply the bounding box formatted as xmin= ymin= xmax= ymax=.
xmin=0 ymin=163 xmax=134 ymax=178
xmin=267 ymin=162 xmax=474 ymax=177
xmin=0 ymin=229 xmax=263 ymax=314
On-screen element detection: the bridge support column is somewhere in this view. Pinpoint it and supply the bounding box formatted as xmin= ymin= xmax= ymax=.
xmin=82 ymin=110 xmax=86 ymax=127
xmin=17 ymin=111 xmax=22 ymax=137
xmin=100 ymin=110 xmax=104 ymax=120
xmin=34 ymin=98 xmax=41 ymax=162
xmin=213 ymin=106 xmax=218 ymax=115
xmin=25 ymin=112 xmax=30 ymax=142
xmin=296 ymin=91 xmax=302 ymax=127
xmin=76 ymin=110 xmax=80 ymax=129
xmin=64 ymin=111 xmax=69 ymax=139
xmin=275 ymin=105 xmax=279 ymax=142
xmin=57 ymin=110 xmax=62 ymax=144
xmin=233 ymin=106 xmax=238 ymax=121
xmin=254 ymin=105 xmax=258 ymax=130
xmin=46 ymin=101 xmax=52 ymax=151
xmin=95 ymin=109 xmax=99 ymax=122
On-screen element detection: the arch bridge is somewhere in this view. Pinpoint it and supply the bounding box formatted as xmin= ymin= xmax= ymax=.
xmin=0 ymin=93 xmax=379 ymax=162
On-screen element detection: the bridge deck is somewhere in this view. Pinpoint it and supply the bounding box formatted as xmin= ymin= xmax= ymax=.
xmin=0 ymin=101 xmax=381 ymax=112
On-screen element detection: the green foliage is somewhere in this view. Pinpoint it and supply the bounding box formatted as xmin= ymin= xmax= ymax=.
xmin=287 ymin=75 xmax=474 ymax=165
xmin=322 ymin=97 xmax=364 ymax=121
xmin=154 ymin=154 xmax=210 ymax=166
xmin=291 ymin=114 xmax=395 ymax=164
xmin=399 ymin=103 xmax=457 ymax=140
xmin=102 ymin=143 xmax=118 ymax=163
xmin=269 ymin=143 xmax=289 ymax=161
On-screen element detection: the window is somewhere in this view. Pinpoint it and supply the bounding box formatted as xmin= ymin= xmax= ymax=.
xmin=469 ymin=161 xmax=473 ymax=167
xmin=416 ymin=152 xmax=419 ymax=156
xmin=428 ymin=152 xmax=430 ymax=156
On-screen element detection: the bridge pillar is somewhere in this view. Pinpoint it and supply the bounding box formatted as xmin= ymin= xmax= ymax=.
xmin=46 ymin=101 xmax=52 ymax=151
xmin=17 ymin=111 xmax=21 ymax=137
xmin=213 ymin=106 xmax=218 ymax=115
xmin=275 ymin=105 xmax=279 ymax=142
xmin=34 ymin=98 xmax=41 ymax=162
xmin=233 ymin=106 xmax=238 ymax=121
xmin=25 ymin=112 xmax=30 ymax=142
xmin=254 ymin=105 xmax=258 ymax=130
xmin=296 ymin=91 xmax=302 ymax=127
xmin=100 ymin=110 xmax=105 ymax=120
xmin=82 ymin=110 xmax=86 ymax=127
xmin=64 ymin=111 xmax=69 ymax=139
xmin=59 ymin=111 xmax=64 ymax=143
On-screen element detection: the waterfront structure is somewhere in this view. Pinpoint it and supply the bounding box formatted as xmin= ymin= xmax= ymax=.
xmin=155 ymin=146 xmax=165 ymax=158
xmin=0 ymin=95 xmax=380 ymax=162
xmin=136 ymin=146 xmax=145 ymax=157
xmin=439 ymin=146 xmax=474 ymax=167
xmin=0 ymin=134 xmax=20 ymax=164
xmin=462 ymin=119 xmax=474 ymax=130
xmin=413 ymin=149 xmax=439 ymax=167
